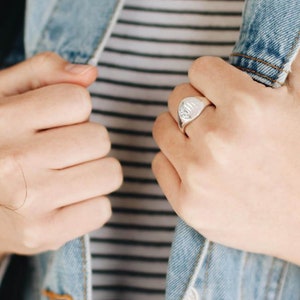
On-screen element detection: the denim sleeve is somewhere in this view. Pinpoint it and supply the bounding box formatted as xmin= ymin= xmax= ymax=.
xmin=230 ymin=0 xmax=300 ymax=88
xmin=166 ymin=1 xmax=300 ymax=299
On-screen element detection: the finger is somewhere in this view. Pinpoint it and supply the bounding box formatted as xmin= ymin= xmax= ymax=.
xmin=42 ymin=157 xmax=123 ymax=210
xmin=188 ymin=56 xmax=263 ymax=106
xmin=0 ymin=52 xmax=97 ymax=97
xmin=153 ymin=112 xmax=187 ymax=173
xmin=152 ymin=152 xmax=181 ymax=209
xmin=46 ymin=196 xmax=111 ymax=250
xmin=27 ymin=122 xmax=111 ymax=169
xmin=0 ymin=83 xmax=92 ymax=132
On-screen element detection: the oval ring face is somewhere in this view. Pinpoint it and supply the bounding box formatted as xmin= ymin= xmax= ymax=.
xmin=177 ymin=97 xmax=208 ymax=133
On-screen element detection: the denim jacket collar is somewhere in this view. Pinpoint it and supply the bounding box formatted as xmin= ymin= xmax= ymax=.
xmin=25 ymin=0 xmax=124 ymax=64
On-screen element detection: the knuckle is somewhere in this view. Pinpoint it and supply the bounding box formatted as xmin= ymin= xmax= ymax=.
xmin=99 ymin=197 xmax=112 ymax=223
xmin=30 ymin=52 xmax=63 ymax=78
xmin=27 ymin=52 xmax=66 ymax=90
xmin=151 ymin=152 xmax=159 ymax=172
xmin=107 ymin=157 xmax=123 ymax=189
xmin=91 ymin=123 xmax=111 ymax=154
xmin=91 ymin=197 xmax=112 ymax=228
xmin=64 ymin=84 xmax=92 ymax=120
xmin=151 ymin=152 xmax=163 ymax=175
xmin=152 ymin=112 xmax=172 ymax=146
xmin=188 ymin=56 xmax=220 ymax=79
xmin=32 ymin=51 xmax=60 ymax=64
xmin=101 ymin=125 xmax=111 ymax=143
xmin=153 ymin=112 xmax=169 ymax=138
xmin=171 ymin=83 xmax=191 ymax=97
xmin=73 ymin=85 xmax=92 ymax=114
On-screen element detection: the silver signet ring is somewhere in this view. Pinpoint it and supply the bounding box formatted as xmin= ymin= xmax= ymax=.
xmin=177 ymin=96 xmax=211 ymax=134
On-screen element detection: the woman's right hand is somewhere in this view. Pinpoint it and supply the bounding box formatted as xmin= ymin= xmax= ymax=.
xmin=0 ymin=52 xmax=122 ymax=258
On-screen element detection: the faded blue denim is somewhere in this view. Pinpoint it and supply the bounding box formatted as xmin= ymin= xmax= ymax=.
xmin=167 ymin=1 xmax=300 ymax=299
xmin=19 ymin=0 xmax=300 ymax=299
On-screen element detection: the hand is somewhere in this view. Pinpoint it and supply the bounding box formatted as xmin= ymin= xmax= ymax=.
xmin=0 ymin=52 xmax=122 ymax=258
xmin=153 ymin=55 xmax=300 ymax=265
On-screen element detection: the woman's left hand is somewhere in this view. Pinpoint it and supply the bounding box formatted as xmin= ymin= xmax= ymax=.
xmin=152 ymin=56 xmax=300 ymax=266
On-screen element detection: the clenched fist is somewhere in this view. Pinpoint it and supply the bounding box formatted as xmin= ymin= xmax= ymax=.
xmin=153 ymin=55 xmax=300 ymax=266
xmin=0 ymin=52 xmax=122 ymax=259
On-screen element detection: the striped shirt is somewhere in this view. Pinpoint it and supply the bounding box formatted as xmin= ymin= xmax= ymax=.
xmin=89 ymin=1 xmax=243 ymax=299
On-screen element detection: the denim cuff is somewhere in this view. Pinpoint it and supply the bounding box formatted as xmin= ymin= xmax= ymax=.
xmin=229 ymin=0 xmax=300 ymax=88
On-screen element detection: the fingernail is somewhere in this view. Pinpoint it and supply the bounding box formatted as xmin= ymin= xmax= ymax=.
xmin=65 ymin=63 xmax=94 ymax=75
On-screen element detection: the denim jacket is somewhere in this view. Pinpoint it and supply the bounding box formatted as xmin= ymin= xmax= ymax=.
xmin=14 ymin=0 xmax=300 ymax=299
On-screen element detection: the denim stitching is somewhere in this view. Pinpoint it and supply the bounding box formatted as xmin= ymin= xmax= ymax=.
xmin=264 ymin=257 xmax=275 ymax=300
xmin=88 ymin=0 xmax=125 ymax=66
xmin=282 ymin=32 xmax=300 ymax=70
xmin=232 ymin=65 xmax=283 ymax=86
xmin=275 ymin=262 xmax=289 ymax=300
xmin=231 ymin=53 xmax=286 ymax=73
xmin=81 ymin=236 xmax=87 ymax=300
xmin=238 ymin=252 xmax=248 ymax=300
xmin=276 ymin=31 xmax=300 ymax=87
xmin=181 ymin=239 xmax=211 ymax=300
xmin=202 ymin=242 xmax=214 ymax=300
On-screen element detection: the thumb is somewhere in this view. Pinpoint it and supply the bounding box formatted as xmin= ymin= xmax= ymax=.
xmin=286 ymin=52 xmax=300 ymax=93
xmin=0 ymin=52 xmax=98 ymax=97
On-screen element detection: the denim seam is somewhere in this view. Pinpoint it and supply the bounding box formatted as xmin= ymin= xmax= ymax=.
xmin=231 ymin=53 xmax=287 ymax=73
xmin=81 ymin=236 xmax=87 ymax=300
xmin=264 ymin=257 xmax=275 ymax=300
xmin=232 ymin=65 xmax=283 ymax=86
xmin=202 ymin=242 xmax=214 ymax=300
xmin=275 ymin=262 xmax=289 ymax=300
xmin=182 ymin=239 xmax=211 ymax=300
xmin=237 ymin=252 xmax=248 ymax=300
xmin=88 ymin=0 xmax=125 ymax=66
xmin=282 ymin=32 xmax=300 ymax=70
xmin=276 ymin=31 xmax=300 ymax=87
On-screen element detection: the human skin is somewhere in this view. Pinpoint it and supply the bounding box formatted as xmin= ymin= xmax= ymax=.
xmin=152 ymin=54 xmax=300 ymax=266
xmin=0 ymin=52 xmax=122 ymax=261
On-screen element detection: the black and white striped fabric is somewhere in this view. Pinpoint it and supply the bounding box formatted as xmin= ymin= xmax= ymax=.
xmin=89 ymin=1 xmax=243 ymax=299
